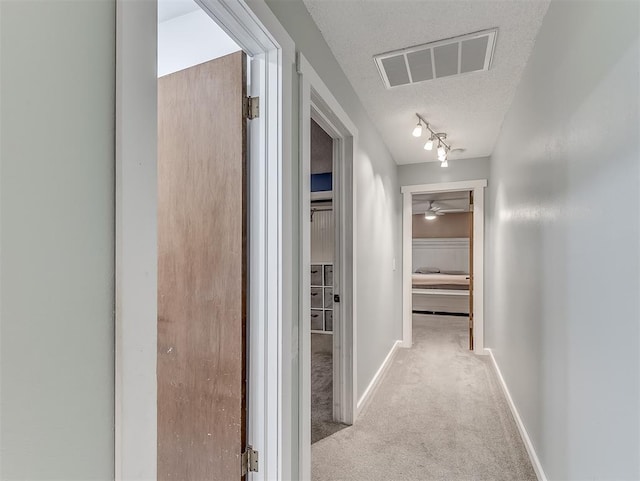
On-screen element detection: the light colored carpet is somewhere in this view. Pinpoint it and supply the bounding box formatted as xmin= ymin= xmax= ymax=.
xmin=312 ymin=334 xmax=349 ymax=444
xmin=311 ymin=315 xmax=537 ymax=481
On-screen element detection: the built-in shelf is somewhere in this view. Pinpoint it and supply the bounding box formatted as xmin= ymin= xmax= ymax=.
xmin=310 ymin=263 xmax=333 ymax=334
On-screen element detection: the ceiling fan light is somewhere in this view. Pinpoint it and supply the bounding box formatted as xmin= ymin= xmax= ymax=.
xmin=425 ymin=211 xmax=437 ymax=220
xmin=412 ymin=121 xmax=423 ymax=138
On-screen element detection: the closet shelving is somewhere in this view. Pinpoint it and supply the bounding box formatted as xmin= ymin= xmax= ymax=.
xmin=310 ymin=263 xmax=333 ymax=334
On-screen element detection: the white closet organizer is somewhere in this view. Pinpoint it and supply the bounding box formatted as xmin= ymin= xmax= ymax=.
xmin=310 ymin=263 xmax=333 ymax=333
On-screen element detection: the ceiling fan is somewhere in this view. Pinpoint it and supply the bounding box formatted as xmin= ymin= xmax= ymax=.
xmin=424 ymin=200 xmax=466 ymax=220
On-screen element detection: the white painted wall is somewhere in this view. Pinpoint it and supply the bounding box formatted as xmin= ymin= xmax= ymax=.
xmin=486 ymin=2 xmax=640 ymax=480
xmin=158 ymin=5 xmax=240 ymax=77
xmin=398 ymin=156 xmax=490 ymax=186
xmin=0 ymin=1 xmax=115 ymax=478
xmin=265 ymin=0 xmax=402 ymax=401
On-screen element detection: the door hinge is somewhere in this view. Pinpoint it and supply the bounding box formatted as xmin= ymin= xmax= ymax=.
xmin=241 ymin=446 xmax=259 ymax=475
xmin=244 ymin=96 xmax=259 ymax=120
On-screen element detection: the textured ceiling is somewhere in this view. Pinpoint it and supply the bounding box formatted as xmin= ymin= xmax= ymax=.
xmin=302 ymin=0 xmax=550 ymax=164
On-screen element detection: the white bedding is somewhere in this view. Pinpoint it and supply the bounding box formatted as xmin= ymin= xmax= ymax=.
xmin=412 ymin=273 xmax=469 ymax=287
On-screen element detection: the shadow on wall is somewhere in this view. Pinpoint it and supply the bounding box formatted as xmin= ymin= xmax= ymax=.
xmin=355 ymin=149 xmax=402 ymax=398
xmin=486 ymin=1 xmax=639 ymax=479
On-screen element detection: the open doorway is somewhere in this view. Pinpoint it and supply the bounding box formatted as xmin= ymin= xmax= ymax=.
xmin=401 ymin=180 xmax=487 ymax=354
xmin=298 ymin=55 xmax=357 ymax=480
xmin=116 ymin=0 xmax=288 ymax=478
xmin=410 ymin=191 xmax=473 ymax=348
xmin=157 ymin=2 xmax=249 ymax=478
xmin=309 ymin=120 xmax=348 ymax=444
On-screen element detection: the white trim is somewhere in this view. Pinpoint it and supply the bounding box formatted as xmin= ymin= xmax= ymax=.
xmin=401 ymin=179 xmax=487 ymax=194
xmin=412 ymin=289 xmax=468 ymax=297
xmin=401 ymin=179 xmax=487 ymax=354
xmin=115 ymin=1 xmax=158 ymax=478
xmin=356 ymin=340 xmax=401 ymax=413
xmin=297 ymin=53 xmax=358 ymax=481
xmin=115 ymin=1 xmax=294 ymax=479
xmin=401 ymin=193 xmax=413 ymax=348
xmin=412 ymin=238 xmax=470 ymax=249
xmin=487 ymin=349 xmax=548 ymax=481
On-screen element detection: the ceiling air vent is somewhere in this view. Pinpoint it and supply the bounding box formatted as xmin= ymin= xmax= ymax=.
xmin=374 ymin=28 xmax=498 ymax=89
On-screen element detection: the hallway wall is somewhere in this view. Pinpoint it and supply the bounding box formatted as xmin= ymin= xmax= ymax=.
xmin=0 ymin=1 xmax=115 ymax=478
xmin=486 ymin=2 xmax=640 ymax=480
xmin=265 ymin=0 xmax=403 ymax=406
xmin=398 ymin=157 xmax=490 ymax=186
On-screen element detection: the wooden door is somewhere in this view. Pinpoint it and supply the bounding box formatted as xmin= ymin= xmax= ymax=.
xmin=157 ymin=52 xmax=247 ymax=481
xmin=468 ymin=191 xmax=474 ymax=350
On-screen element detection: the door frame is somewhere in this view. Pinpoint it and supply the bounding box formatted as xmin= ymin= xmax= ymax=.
xmin=297 ymin=53 xmax=357 ymax=480
xmin=115 ymin=1 xmax=295 ymax=480
xmin=400 ymin=180 xmax=487 ymax=354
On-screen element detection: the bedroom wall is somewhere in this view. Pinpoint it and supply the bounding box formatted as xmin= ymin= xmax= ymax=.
xmin=311 ymin=119 xmax=333 ymax=174
xmin=412 ymin=212 xmax=470 ymax=239
xmin=265 ymin=0 xmax=403 ymax=405
xmin=157 ymin=6 xmax=240 ymax=77
xmin=0 ymin=1 xmax=115 ymax=478
xmin=486 ymin=1 xmax=639 ymax=480
xmin=398 ymin=157 xmax=490 ymax=187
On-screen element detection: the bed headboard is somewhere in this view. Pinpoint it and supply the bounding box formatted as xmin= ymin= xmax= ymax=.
xmin=412 ymin=237 xmax=469 ymax=273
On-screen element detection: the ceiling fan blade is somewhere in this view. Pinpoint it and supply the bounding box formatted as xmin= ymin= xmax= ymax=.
xmin=437 ymin=208 xmax=466 ymax=213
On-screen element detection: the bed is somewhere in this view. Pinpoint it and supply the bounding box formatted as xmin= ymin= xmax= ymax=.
xmin=412 ymin=271 xmax=470 ymax=315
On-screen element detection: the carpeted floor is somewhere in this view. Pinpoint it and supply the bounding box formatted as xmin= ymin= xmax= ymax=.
xmin=312 ymin=335 xmax=349 ymax=444
xmin=311 ymin=314 xmax=537 ymax=481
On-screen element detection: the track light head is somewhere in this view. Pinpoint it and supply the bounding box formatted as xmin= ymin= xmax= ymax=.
xmin=440 ymin=159 xmax=448 ymax=168
xmin=412 ymin=121 xmax=423 ymax=138
xmin=437 ymin=143 xmax=446 ymax=158
xmin=423 ymin=137 xmax=434 ymax=151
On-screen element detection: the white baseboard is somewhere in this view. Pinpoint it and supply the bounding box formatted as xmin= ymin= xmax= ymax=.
xmin=356 ymin=340 xmax=401 ymax=414
xmin=486 ymin=349 xmax=548 ymax=481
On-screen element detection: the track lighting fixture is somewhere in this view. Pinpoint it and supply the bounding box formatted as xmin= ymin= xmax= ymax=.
xmin=412 ymin=120 xmax=423 ymax=138
xmin=412 ymin=113 xmax=453 ymax=167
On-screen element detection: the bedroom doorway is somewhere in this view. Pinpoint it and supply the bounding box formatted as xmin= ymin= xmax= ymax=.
xmin=410 ymin=190 xmax=473 ymax=346
xmin=157 ymin=7 xmax=249 ymax=478
xmin=401 ymin=180 xmax=487 ymax=354
xmin=309 ymin=120 xmax=347 ymax=445
xmin=298 ymin=54 xmax=357 ymax=480
xmin=116 ymin=0 xmax=288 ymax=477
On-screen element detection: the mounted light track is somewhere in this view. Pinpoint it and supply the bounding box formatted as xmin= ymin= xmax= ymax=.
xmin=412 ymin=113 xmax=453 ymax=167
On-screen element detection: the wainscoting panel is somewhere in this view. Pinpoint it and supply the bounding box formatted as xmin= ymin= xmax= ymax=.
xmin=412 ymin=237 xmax=469 ymax=272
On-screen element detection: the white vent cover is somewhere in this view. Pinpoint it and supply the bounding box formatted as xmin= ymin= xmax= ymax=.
xmin=374 ymin=28 xmax=498 ymax=89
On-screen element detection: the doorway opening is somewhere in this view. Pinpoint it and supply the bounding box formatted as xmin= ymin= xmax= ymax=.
xmin=298 ymin=55 xmax=357 ymax=480
xmin=401 ymin=180 xmax=487 ymax=354
xmin=410 ymin=190 xmax=474 ymax=348
xmin=115 ymin=0 xmax=288 ymax=478
xmin=156 ymin=2 xmax=248 ymax=478
xmin=309 ymin=120 xmax=348 ymax=444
